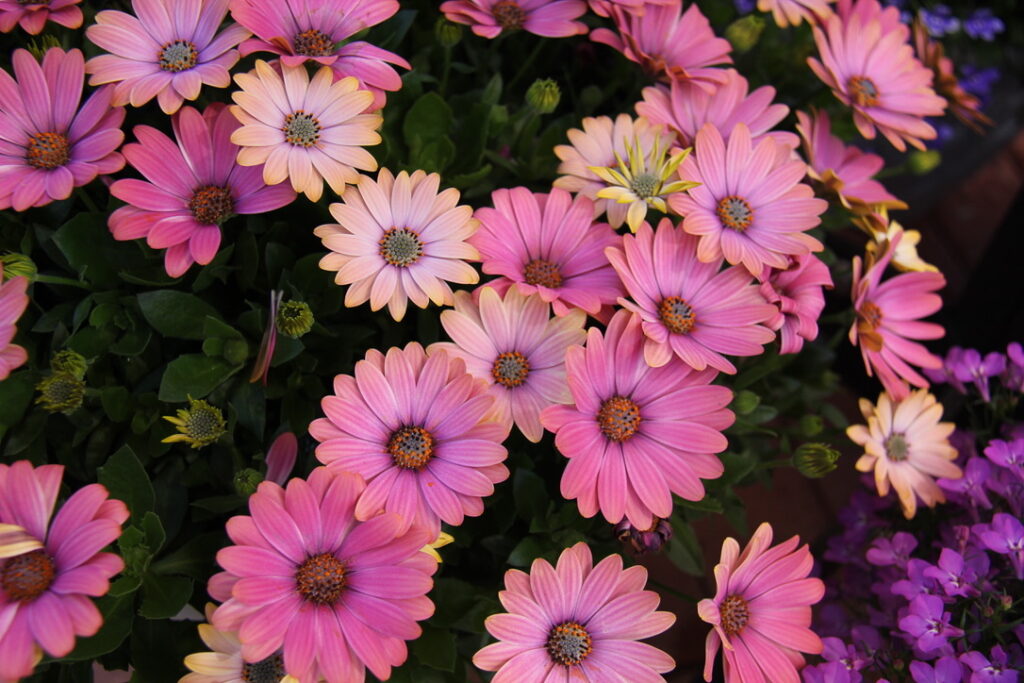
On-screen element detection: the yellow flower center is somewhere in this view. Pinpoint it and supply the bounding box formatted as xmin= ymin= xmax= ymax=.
xmin=283 ymin=111 xmax=322 ymax=147
xmin=597 ymin=396 xmax=641 ymax=442
xmin=26 ymin=132 xmax=69 ymax=169
xmin=158 ymin=40 xmax=198 ymax=72
xmin=523 ymin=258 xmax=563 ymax=289
xmin=885 ymin=432 xmax=910 ymax=462
xmin=378 ymin=227 xmax=424 ymax=267
xmin=492 ymin=351 xmax=530 ymax=388
xmin=492 ymin=1 xmax=526 ymax=30
xmin=388 ymin=426 xmax=435 ymax=470
xmin=716 ymin=195 xmax=754 ymax=231
xmin=293 ymin=28 xmax=335 ymax=57
xmin=546 ymin=621 xmax=593 ymax=666
xmin=189 ymin=185 xmax=234 ymax=225
xmin=1 ymin=550 xmax=55 ymax=602
xmin=658 ymin=296 xmax=696 ymax=335
xmin=295 ymin=553 xmax=347 ymax=606
xmin=848 ymin=76 xmax=881 ymax=107
xmin=720 ymin=594 xmax=750 ymax=635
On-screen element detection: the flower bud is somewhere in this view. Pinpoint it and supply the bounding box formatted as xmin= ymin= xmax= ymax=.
xmin=162 ymin=397 xmax=227 ymax=449
xmin=799 ymin=414 xmax=824 ymax=437
xmin=725 ymin=15 xmax=765 ymax=53
xmin=223 ymin=339 xmax=249 ymax=366
xmin=793 ymin=443 xmax=840 ymax=479
xmin=0 ymin=253 xmax=37 ymax=281
xmin=50 ymin=350 xmax=88 ymax=380
xmin=26 ymin=36 xmax=62 ymax=62
xmin=35 ymin=372 xmax=86 ymax=414
xmin=526 ymin=78 xmax=561 ymax=114
xmin=615 ymin=518 xmax=673 ymax=555
xmin=732 ymin=390 xmax=760 ymax=415
xmin=233 ymin=468 xmax=264 ymax=497
xmin=908 ymin=150 xmax=941 ymax=175
xmin=435 ymin=17 xmax=463 ymax=48
xmin=276 ymin=300 xmax=314 ymax=339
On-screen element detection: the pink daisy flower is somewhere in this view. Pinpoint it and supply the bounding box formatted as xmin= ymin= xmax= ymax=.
xmin=473 ymin=542 xmax=676 ymax=681
xmin=0 ymin=48 xmax=125 ymax=212
xmin=796 ymin=109 xmax=906 ymax=214
xmin=314 ymin=168 xmax=480 ymax=322
xmin=590 ymin=2 xmax=732 ymax=92
xmin=230 ymin=0 xmax=410 ymax=112
xmin=758 ymin=0 xmax=834 ymax=28
xmin=670 ymin=123 xmax=828 ymax=277
xmin=540 ymin=310 xmax=734 ymax=528
xmin=470 ymin=187 xmax=623 ymax=318
xmin=309 ymin=343 xmax=509 ymax=537
xmin=230 ymin=60 xmax=381 ymax=203
xmin=758 ymin=254 xmax=833 ymax=355
xmin=432 ymin=286 xmax=587 ymax=443
xmin=439 ymin=0 xmax=588 ymax=39
xmin=698 ymin=522 xmax=824 ymax=683
xmin=209 ymin=467 xmax=437 ymax=682
xmin=0 ymin=264 xmax=30 ymax=382
xmin=588 ymin=0 xmax=673 ymax=17
xmin=108 ymin=103 xmax=296 ymax=278
xmin=807 ymin=0 xmax=946 ymax=151
xmin=0 ymin=0 xmax=81 ymax=34
xmin=85 ymin=0 xmax=249 ymax=115
xmin=605 ymin=218 xmax=777 ymax=373
xmin=0 ymin=461 xmax=129 ymax=681
xmin=850 ymin=230 xmax=945 ymax=400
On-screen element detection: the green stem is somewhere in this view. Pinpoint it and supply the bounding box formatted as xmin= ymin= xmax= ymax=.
xmin=506 ymin=40 xmax=544 ymax=93
xmin=756 ymin=459 xmax=791 ymax=471
xmin=75 ymin=187 xmax=100 ymax=213
xmin=648 ymin=578 xmax=699 ymax=604
xmin=440 ymin=46 xmax=453 ymax=97
xmin=34 ymin=274 xmax=91 ymax=290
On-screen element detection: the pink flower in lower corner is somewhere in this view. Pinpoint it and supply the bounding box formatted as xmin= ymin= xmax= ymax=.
xmin=0 ymin=0 xmax=81 ymax=34
xmin=440 ymin=0 xmax=588 ymax=39
xmin=0 ymin=461 xmax=129 ymax=681
xmin=759 ymin=254 xmax=833 ymax=355
xmin=109 ymin=103 xmax=296 ymax=278
xmin=209 ymin=467 xmax=437 ymax=683
xmin=473 ymin=542 xmax=676 ymax=682
xmin=698 ymin=522 xmax=824 ymax=683
xmin=0 ymin=265 xmax=30 ymax=381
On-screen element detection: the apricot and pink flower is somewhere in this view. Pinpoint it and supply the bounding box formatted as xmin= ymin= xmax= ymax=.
xmin=440 ymin=0 xmax=588 ymax=38
xmin=0 ymin=263 xmax=30 ymax=382
xmin=0 ymin=0 xmax=81 ymax=34
xmin=854 ymin=209 xmax=937 ymax=273
xmin=759 ymin=254 xmax=833 ymax=355
xmin=182 ymin=603 xmax=297 ymax=683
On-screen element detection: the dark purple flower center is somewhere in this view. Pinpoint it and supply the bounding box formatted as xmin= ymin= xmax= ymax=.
xmin=293 ymin=28 xmax=335 ymax=57
xmin=492 ymin=1 xmax=526 ymax=30
xmin=546 ymin=621 xmax=592 ymax=666
xmin=378 ymin=227 xmax=424 ymax=267
xmin=492 ymin=351 xmax=530 ymax=388
xmin=720 ymin=594 xmax=750 ymax=635
xmin=597 ymin=396 xmax=641 ymax=442
xmin=241 ymin=654 xmax=286 ymax=683
xmin=158 ymin=40 xmax=198 ymax=72
xmin=388 ymin=425 xmax=435 ymax=470
xmin=885 ymin=433 xmax=910 ymax=462
xmin=848 ymin=76 xmax=881 ymax=107
xmin=523 ymin=259 xmax=563 ymax=289
xmin=658 ymin=296 xmax=696 ymax=335
xmin=295 ymin=552 xmax=346 ymax=605
xmin=26 ymin=132 xmax=69 ymax=169
xmin=716 ymin=195 xmax=754 ymax=231
xmin=189 ymin=185 xmax=234 ymax=225
xmin=282 ymin=111 xmax=322 ymax=148
xmin=1 ymin=550 xmax=55 ymax=602
xmin=17 ymin=0 xmax=49 ymax=5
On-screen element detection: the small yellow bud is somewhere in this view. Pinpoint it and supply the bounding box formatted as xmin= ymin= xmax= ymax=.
xmin=526 ymin=79 xmax=561 ymax=114
xmin=725 ymin=15 xmax=765 ymax=53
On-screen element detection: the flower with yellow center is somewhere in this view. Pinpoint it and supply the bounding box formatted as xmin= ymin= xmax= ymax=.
xmin=855 ymin=209 xmax=938 ymax=273
xmin=162 ymin=397 xmax=227 ymax=449
xmin=35 ymin=372 xmax=85 ymax=414
xmin=420 ymin=532 xmax=455 ymax=563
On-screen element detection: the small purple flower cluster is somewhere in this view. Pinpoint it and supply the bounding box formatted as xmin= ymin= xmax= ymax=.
xmin=882 ymin=2 xmax=1005 ymax=41
xmin=926 ymin=344 xmax=1024 ymax=401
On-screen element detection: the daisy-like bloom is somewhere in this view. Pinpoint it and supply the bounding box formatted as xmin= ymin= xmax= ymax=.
xmin=0 ymin=264 xmax=30 ymax=382
xmin=439 ymin=0 xmax=588 ymax=39
xmin=807 ymin=0 xmax=947 ymax=151
xmin=540 ymin=310 xmax=734 ymax=528
xmin=850 ymin=231 xmax=945 ymax=400
xmin=162 ymin=397 xmax=228 ymax=449
xmin=607 ymin=219 xmax=777 ymax=372
xmin=432 ymin=287 xmax=586 ymax=442
xmin=182 ymin=604 xmax=298 ymax=683
xmin=0 ymin=48 xmax=125 ymax=212
xmin=588 ymin=0 xmax=673 ymax=17
xmin=230 ymin=0 xmax=410 ymax=112
xmin=795 ymin=109 xmax=906 ymax=214
xmin=757 ymin=0 xmax=834 ymax=28
xmin=309 ymin=343 xmax=509 ymax=537
xmin=470 ymin=187 xmax=623 ymax=318
xmin=314 ymin=168 xmax=479 ymax=321
xmin=109 ymin=103 xmax=296 ymax=278
xmin=231 ymin=60 xmax=381 ymax=202
xmin=847 ymin=389 xmax=960 ymax=518
xmin=670 ymin=123 xmax=828 ymax=277
xmin=209 ymin=467 xmax=437 ymax=682
xmin=759 ymin=253 xmax=833 ymax=355
xmin=912 ymin=17 xmax=992 ymax=133
xmin=0 ymin=0 xmax=81 ymax=34
xmin=0 ymin=461 xmax=129 ymax=681
xmin=854 ymin=209 xmax=938 ymax=273
xmin=590 ymin=3 xmax=732 ymax=92
xmin=636 ymin=69 xmax=797 ymax=150
xmin=473 ymin=542 xmax=676 ymax=681
xmin=85 ymin=0 xmax=249 ymax=115
xmin=698 ymin=522 xmax=825 ymax=683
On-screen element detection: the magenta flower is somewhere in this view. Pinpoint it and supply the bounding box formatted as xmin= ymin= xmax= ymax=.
xmin=899 ymin=594 xmax=964 ymax=654
xmin=440 ymin=0 xmax=588 ymax=39
xmin=938 ymin=457 xmax=993 ymax=509
xmin=605 ymin=218 xmax=776 ymax=373
xmin=978 ymin=513 xmax=1024 ymax=579
xmin=85 ymin=0 xmax=248 ymax=115
xmin=0 ymin=0 xmax=81 ymax=34
xmin=209 ymin=467 xmax=437 ymax=682
xmin=588 ymin=0 xmax=673 ymax=17
xmin=265 ymin=431 xmax=298 ymax=485
xmin=473 ymin=542 xmax=676 ymax=681
xmin=0 ymin=265 xmax=30 ymax=382
xmin=909 ymin=656 xmax=965 ymax=683
xmin=0 ymin=461 xmax=129 ymax=681
xmin=109 ymin=103 xmax=296 ymax=278
xmin=951 ymin=349 xmax=1006 ymax=402
xmin=470 ymin=187 xmax=623 ymax=319
xmin=865 ymin=531 xmax=917 ymax=568
xmin=1004 ymin=342 xmax=1024 ymax=392
xmin=984 ymin=439 xmax=1024 ymax=480
xmin=923 ymin=548 xmax=979 ymax=598
xmin=759 ymin=253 xmax=833 ymax=355
xmin=540 ymin=311 xmax=734 ymax=528
xmin=960 ymin=647 xmax=1017 ymax=683
xmin=309 ymin=343 xmax=509 ymax=537
xmin=230 ymin=0 xmax=409 ymax=111
xmin=0 ymin=48 xmax=125 ymax=212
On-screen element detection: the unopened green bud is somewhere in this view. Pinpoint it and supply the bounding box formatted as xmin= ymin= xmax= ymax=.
xmin=0 ymin=253 xmax=37 ymax=281
xmin=276 ymin=300 xmax=314 ymax=338
xmin=233 ymin=468 xmax=263 ymax=497
xmin=35 ymin=372 xmax=86 ymax=414
xmin=526 ymin=79 xmax=561 ymax=114
xmin=792 ymin=443 xmax=840 ymax=479
xmin=725 ymin=15 xmax=765 ymax=53
xmin=732 ymin=390 xmax=760 ymax=416
xmin=26 ymin=36 xmax=62 ymax=62
xmin=223 ymin=339 xmax=249 ymax=366
xmin=435 ymin=17 xmax=463 ymax=48
xmin=50 ymin=350 xmax=88 ymax=380
xmin=799 ymin=414 xmax=824 ymax=438
xmin=908 ymin=150 xmax=941 ymax=175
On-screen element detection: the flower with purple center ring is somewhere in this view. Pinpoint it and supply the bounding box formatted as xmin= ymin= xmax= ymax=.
xmin=0 ymin=0 xmax=82 ymax=34
xmin=440 ymin=0 xmax=588 ymax=39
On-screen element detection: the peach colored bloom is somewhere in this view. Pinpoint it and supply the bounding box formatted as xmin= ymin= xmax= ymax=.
xmin=758 ymin=0 xmax=834 ymax=28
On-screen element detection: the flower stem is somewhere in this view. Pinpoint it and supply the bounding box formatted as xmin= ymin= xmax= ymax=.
xmin=34 ymin=274 xmax=91 ymax=290
xmin=75 ymin=187 xmax=100 ymax=214
xmin=648 ymin=578 xmax=699 ymax=603
xmin=507 ymin=40 xmax=544 ymax=93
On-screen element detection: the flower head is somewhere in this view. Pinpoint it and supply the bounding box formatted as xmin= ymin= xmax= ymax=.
xmin=759 ymin=253 xmax=833 ymax=355
xmin=473 ymin=542 xmax=676 ymax=681
xmin=978 ymin=513 xmax=1024 ymax=579
xmin=163 ymin=397 xmax=228 ymax=449
xmin=0 ymin=0 xmax=81 ymax=34
xmin=183 ymin=604 xmax=298 ymax=683
xmin=276 ymin=300 xmax=314 ymax=338
xmin=898 ymin=594 xmax=964 ymax=653
xmin=0 ymin=264 xmax=30 ymax=382
xmin=616 ymin=517 xmax=673 ymax=555
xmin=35 ymin=372 xmax=85 ymax=414
xmin=960 ymin=647 xmax=1016 ymax=683
xmin=757 ymin=0 xmax=834 ymax=27
xmin=440 ymin=0 xmax=588 ymax=38
xmin=913 ymin=18 xmax=992 ymax=133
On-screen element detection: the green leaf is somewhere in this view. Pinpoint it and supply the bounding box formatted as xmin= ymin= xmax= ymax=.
xmin=139 ymin=573 xmax=193 ymax=619
xmin=402 ymin=92 xmax=453 ymax=144
xmin=158 ymin=354 xmax=239 ymax=402
xmin=666 ymin=517 xmax=704 ymax=576
xmin=52 ymin=213 xmax=120 ymax=287
xmin=0 ymin=372 xmax=35 ymax=426
xmin=98 ymin=446 xmax=155 ymax=518
xmin=107 ymin=574 xmax=142 ymax=597
xmin=448 ymin=164 xmax=493 ymax=189
xmin=677 ymin=495 xmax=724 ymax=515
xmin=150 ymin=531 xmax=226 ymax=579
xmin=62 ymin=593 xmax=134 ymax=660
xmin=513 ymin=468 xmax=548 ymax=521
xmin=141 ymin=511 xmax=166 ymax=555
xmin=137 ymin=290 xmax=221 ymax=340
xmin=412 ymin=625 xmax=456 ymax=672
xmin=507 ymin=536 xmax=543 ymax=567
xmin=100 ymin=386 xmax=133 ymax=423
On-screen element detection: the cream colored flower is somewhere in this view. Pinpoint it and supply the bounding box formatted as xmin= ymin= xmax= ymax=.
xmin=181 ymin=604 xmax=299 ymax=683
xmin=855 ymin=209 xmax=938 ymax=273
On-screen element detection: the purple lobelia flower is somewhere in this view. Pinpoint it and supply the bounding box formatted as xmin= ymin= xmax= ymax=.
xmin=952 ymin=349 xmax=1006 ymax=402
xmin=892 ymin=558 xmax=940 ymax=601
xmin=960 ymin=646 xmax=1019 ymax=683
xmin=817 ymin=637 xmax=871 ymax=683
xmin=963 ymin=9 xmax=1005 ymax=42
xmin=922 ymin=548 xmax=979 ymax=598
xmin=866 ymin=532 xmax=918 ymax=568
xmin=978 ymin=513 xmax=1024 ymax=579
xmin=919 ymin=5 xmax=959 ymax=36
xmin=985 ymin=439 xmax=1024 ymax=481
xmin=939 ymin=457 xmax=994 ymax=509
xmin=910 ymin=656 xmax=965 ymax=683
xmin=926 ymin=347 xmax=968 ymax=393
xmin=899 ymin=594 xmax=965 ymax=654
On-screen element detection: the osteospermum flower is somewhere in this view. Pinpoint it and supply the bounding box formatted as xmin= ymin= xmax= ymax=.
xmin=473 ymin=542 xmax=676 ymax=681
xmin=0 ymin=0 xmax=81 ymax=34
xmin=162 ymin=396 xmax=227 ymax=449
xmin=758 ymin=0 xmax=834 ymax=27
xmin=670 ymin=123 xmax=827 ymax=276
xmin=0 ymin=48 xmax=125 ymax=212
xmin=0 ymin=264 xmax=30 ymax=382
xmin=698 ymin=522 xmax=824 ymax=683
xmin=912 ymin=17 xmax=992 ymax=133
xmin=439 ymin=0 xmax=588 ymax=38
xmin=85 ymin=0 xmax=249 ymax=115
xmin=807 ymin=0 xmax=947 ymax=151
xmin=847 ymin=389 xmax=960 ymax=518
xmin=109 ymin=103 xmax=296 ymax=278
xmin=470 ymin=187 xmax=623 ymax=318
xmin=0 ymin=461 xmax=128 ymax=681
xmin=854 ymin=209 xmax=938 ymax=273
xmin=606 ymin=219 xmax=776 ymax=373
xmin=314 ymin=168 xmax=479 ymax=321
xmin=183 ymin=604 xmax=297 ymax=683
xmin=230 ymin=0 xmax=409 ymax=111
xmin=231 ymin=60 xmax=381 ymax=202
xmin=759 ymin=254 xmax=833 ymax=355
xmin=540 ymin=310 xmax=734 ymax=528
xmin=433 ymin=287 xmax=586 ymax=442
xmin=588 ymin=0 xmax=673 ymax=17
xmin=209 ymin=467 xmax=437 ymax=682
xmin=309 ymin=343 xmax=509 ymax=536
xmin=0 ymin=523 xmax=40 ymax=559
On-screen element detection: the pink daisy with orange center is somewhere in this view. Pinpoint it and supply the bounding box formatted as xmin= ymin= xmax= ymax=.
xmin=759 ymin=254 xmax=833 ymax=355
xmin=473 ymin=542 xmax=676 ymax=681
xmin=698 ymin=522 xmax=824 ymax=683
xmin=0 ymin=264 xmax=30 ymax=382
xmin=440 ymin=0 xmax=588 ymax=38
xmin=757 ymin=0 xmax=834 ymax=28
xmin=0 ymin=0 xmax=81 ymax=34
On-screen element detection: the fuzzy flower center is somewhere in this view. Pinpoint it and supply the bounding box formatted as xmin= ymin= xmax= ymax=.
xmin=189 ymin=185 xmax=234 ymax=225
xmin=523 ymin=258 xmax=563 ymax=289
xmin=241 ymin=654 xmax=286 ymax=683
xmin=597 ymin=396 xmax=641 ymax=442
xmin=859 ymin=301 xmax=882 ymax=330
xmin=720 ymin=594 xmax=750 ymax=635
xmin=658 ymin=296 xmax=696 ymax=335
xmin=492 ymin=1 xmax=526 ymax=30
xmin=1 ymin=550 xmax=55 ymax=602
xmin=295 ymin=553 xmax=347 ymax=605
xmin=546 ymin=621 xmax=593 ymax=666
xmin=378 ymin=227 xmax=424 ymax=267
xmin=885 ymin=432 xmax=910 ymax=462
xmin=26 ymin=132 xmax=69 ymax=170
xmin=388 ymin=425 xmax=435 ymax=470
xmin=716 ymin=195 xmax=754 ymax=231
xmin=629 ymin=171 xmax=660 ymax=199
xmin=293 ymin=28 xmax=335 ymax=57
xmin=158 ymin=40 xmax=198 ymax=72
xmin=185 ymin=406 xmax=224 ymax=442
xmin=283 ymin=111 xmax=322 ymax=148
xmin=492 ymin=351 xmax=530 ymax=388
xmin=848 ymin=76 xmax=881 ymax=107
